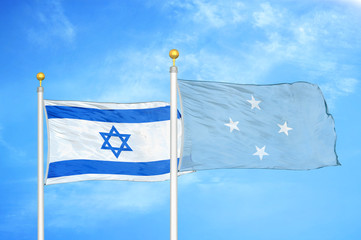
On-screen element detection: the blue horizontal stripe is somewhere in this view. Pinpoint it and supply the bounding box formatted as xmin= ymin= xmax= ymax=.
xmin=47 ymin=159 xmax=173 ymax=178
xmin=46 ymin=105 xmax=181 ymax=123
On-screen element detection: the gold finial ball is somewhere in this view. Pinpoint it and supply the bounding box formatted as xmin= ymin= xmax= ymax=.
xmin=169 ymin=49 xmax=179 ymax=60
xmin=36 ymin=72 xmax=45 ymax=81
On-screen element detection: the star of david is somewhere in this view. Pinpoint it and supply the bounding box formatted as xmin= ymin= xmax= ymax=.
xmin=99 ymin=126 xmax=132 ymax=158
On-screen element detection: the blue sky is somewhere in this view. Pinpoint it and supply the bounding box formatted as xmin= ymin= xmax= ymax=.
xmin=1 ymin=0 xmax=361 ymax=239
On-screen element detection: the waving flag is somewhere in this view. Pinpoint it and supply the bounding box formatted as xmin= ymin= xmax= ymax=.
xmin=44 ymin=100 xmax=182 ymax=185
xmin=178 ymin=79 xmax=339 ymax=171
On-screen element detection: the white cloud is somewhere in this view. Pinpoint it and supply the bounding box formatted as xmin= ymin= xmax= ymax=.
xmin=192 ymin=0 xmax=245 ymax=27
xmin=168 ymin=1 xmax=360 ymax=90
xmin=320 ymin=78 xmax=359 ymax=109
xmin=243 ymin=3 xmax=361 ymax=90
xmin=294 ymin=26 xmax=316 ymax=45
xmin=47 ymin=1 xmax=360 ymax=107
xmin=336 ymin=78 xmax=358 ymax=93
xmin=165 ymin=0 xmax=246 ymax=28
xmin=253 ymin=2 xmax=283 ymax=27
xmin=27 ymin=0 xmax=75 ymax=45
xmin=94 ymin=48 xmax=171 ymax=103
xmin=324 ymin=78 xmax=359 ymax=95
xmin=332 ymin=0 xmax=361 ymax=7
xmin=181 ymin=51 xmax=242 ymax=82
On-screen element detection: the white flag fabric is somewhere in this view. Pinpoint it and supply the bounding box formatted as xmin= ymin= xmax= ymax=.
xmin=44 ymin=100 xmax=182 ymax=185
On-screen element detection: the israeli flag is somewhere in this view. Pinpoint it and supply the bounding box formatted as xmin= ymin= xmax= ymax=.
xmin=44 ymin=100 xmax=182 ymax=185
xmin=178 ymin=79 xmax=339 ymax=171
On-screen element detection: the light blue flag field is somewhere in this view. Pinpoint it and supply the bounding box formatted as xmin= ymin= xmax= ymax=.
xmin=178 ymin=79 xmax=339 ymax=171
xmin=44 ymin=100 xmax=182 ymax=185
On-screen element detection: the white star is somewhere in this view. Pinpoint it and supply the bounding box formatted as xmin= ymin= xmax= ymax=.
xmin=253 ymin=146 xmax=269 ymax=160
xmin=278 ymin=121 xmax=293 ymax=136
xmin=247 ymin=95 xmax=261 ymax=110
xmin=224 ymin=118 xmax=240 ymax=132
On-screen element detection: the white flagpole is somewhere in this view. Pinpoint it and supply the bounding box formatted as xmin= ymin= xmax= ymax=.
xmin=169 ymin=49 xmax=179 ymax=240
xmin=37 ymin=72 xmax=45 ymax=240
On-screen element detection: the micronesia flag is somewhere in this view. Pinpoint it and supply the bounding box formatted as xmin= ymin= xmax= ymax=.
xmin=44 ymin=100 xmax=182 ymax=185
xmin=177 ymin=79 xmax=339 ymax=171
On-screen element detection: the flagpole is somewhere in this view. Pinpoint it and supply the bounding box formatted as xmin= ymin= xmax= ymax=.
xmin=37 ymin=72 xmax=45 ymax=240
xmin=169 ymin=49 xmax=179 ymax=240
